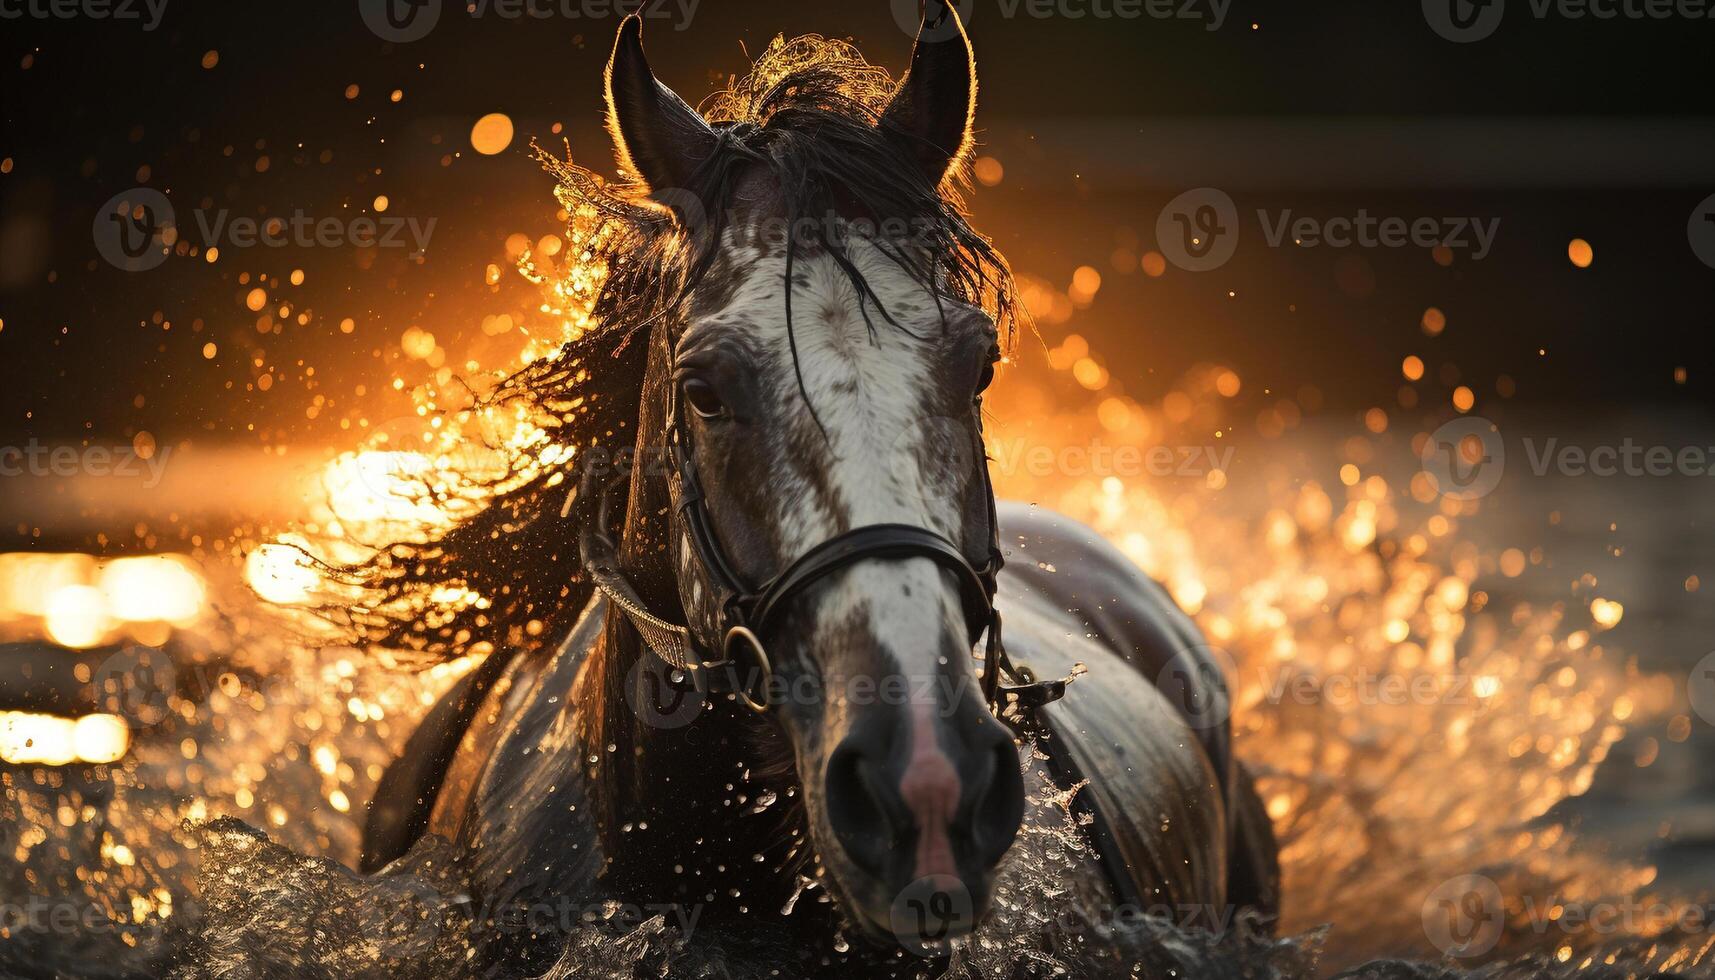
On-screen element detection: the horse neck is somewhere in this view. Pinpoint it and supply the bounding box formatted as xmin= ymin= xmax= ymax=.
xmin=578 ymin=332 xmax=809 ymax=907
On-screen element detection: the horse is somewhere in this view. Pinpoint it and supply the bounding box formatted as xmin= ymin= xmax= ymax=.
xmin=358 ymin=6 xmax=1278 ymax=974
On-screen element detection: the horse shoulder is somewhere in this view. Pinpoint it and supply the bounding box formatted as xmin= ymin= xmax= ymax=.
xmin=994 ymin=500 xmax=1234 ymax=793
xmin=993 ymin=501 xmax=1240 ymax=914
xmin=1000 ymin=590 xmax=1229 ymax=914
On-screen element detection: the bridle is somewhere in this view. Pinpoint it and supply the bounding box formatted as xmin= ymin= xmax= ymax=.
xmin=579 ymin=346 xmax=1066 ymax=723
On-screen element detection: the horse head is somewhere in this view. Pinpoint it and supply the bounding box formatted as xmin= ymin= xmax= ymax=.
xmin=600 ymin=2 xmax=1025 ymax=949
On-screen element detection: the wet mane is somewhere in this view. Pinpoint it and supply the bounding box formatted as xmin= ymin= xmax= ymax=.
xmin=342 ymin=34 xmax=1020 ymax=666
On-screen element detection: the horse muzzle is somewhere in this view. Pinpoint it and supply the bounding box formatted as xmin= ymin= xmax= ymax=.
xmin=820 ymin=690 xmax=1025 ymax=950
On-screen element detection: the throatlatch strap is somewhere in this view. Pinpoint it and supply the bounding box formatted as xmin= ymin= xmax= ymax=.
xmin=582 ymin=544 xmax=699 ymax=672
xmin=576 ymin=466 xmax=702 ymax=673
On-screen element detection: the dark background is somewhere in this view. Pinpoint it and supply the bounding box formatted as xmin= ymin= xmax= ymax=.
xmin=2 ymin=0 xmax=1711 ymax=455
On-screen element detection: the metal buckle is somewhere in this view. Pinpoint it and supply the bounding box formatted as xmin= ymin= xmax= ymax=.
xmin=722 ymin=625 xmax=774 ymax=714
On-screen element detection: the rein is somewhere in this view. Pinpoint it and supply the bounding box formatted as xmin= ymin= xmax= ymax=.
xmin=577 ymin=359 xmax=1066 ymax=724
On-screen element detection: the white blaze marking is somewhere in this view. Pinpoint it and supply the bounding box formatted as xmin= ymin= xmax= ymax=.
xmin=684 ymin=235 xmax=969 ymax=681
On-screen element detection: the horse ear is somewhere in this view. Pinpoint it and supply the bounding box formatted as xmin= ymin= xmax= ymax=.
xmin=879 ymin=0 xmax=978 ymax=186
xmin=605 ymin=14 xmax=717 ymax=192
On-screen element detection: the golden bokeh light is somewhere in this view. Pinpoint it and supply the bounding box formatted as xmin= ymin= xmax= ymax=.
xmin=44 ymin=583 xmax=109 ymax=648
xmin=973 ymin=155 xmax=1004 ymax=186
xmin=1068 ymin=265 xmax=1103 ymax=307
xmin=1421 ymin=306 xmax=1446 ymax=337
xmin=244 ymin=541 xmax=321 ymax=606
xmin=0 ymin=712 xmax=130 ymax=766
xmin=471 ymin=112 xmax=516 ymax=155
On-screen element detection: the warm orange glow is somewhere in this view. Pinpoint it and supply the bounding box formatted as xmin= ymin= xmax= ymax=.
xmin=1402 ymin=355 xmax=1424 ymax=381
xmin=1421 ymin=307 xmax=1446 ymax=336
xmin=0 ymin=552 xmax=209 ymax=647
xmin=1591 ymin=597 xmax=1624 ymax=629
xmin=97 ymin=556 xmax=206 ymax=626
xmin=471 ymin=113 xmax=516 ymax=155
xmin=1500 ymin=548 xmax=1526 ymax=576
xmin=401 ymin=326 xmax=437 ymax=360
xmin=1568 ymin=237 xmax=1594 ymax=268
xmin=1071 ymin=357 xmax=1108 ymax=390
xmin=245 ymin=541 xmax=321 ymax=605
xmin=45 ymin=584 xmax=109 ymax=648
xmin=0 ymin=713 xmax=130 ymax=766
xmin=972 ymin=156 xmax=1003 ymax=186
xmin=1068 ymin=265 xmax=1102 ymax=307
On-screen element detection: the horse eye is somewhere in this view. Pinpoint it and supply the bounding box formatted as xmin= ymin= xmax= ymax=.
xmin=976 ymin=353 xmax=998 ymax=395
xmin=683 ymin=378 xmax=727 ymax=419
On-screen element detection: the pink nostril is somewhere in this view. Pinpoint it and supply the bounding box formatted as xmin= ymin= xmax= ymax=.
xmin=899 ymin=702 xmax=961 ymax=880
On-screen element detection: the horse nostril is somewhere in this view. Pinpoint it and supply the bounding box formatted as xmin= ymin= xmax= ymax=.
xmin=967 ymin=731 xmax=1024 ymax=867
xmin=825 ymin=738 xmax=908 ymax=877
